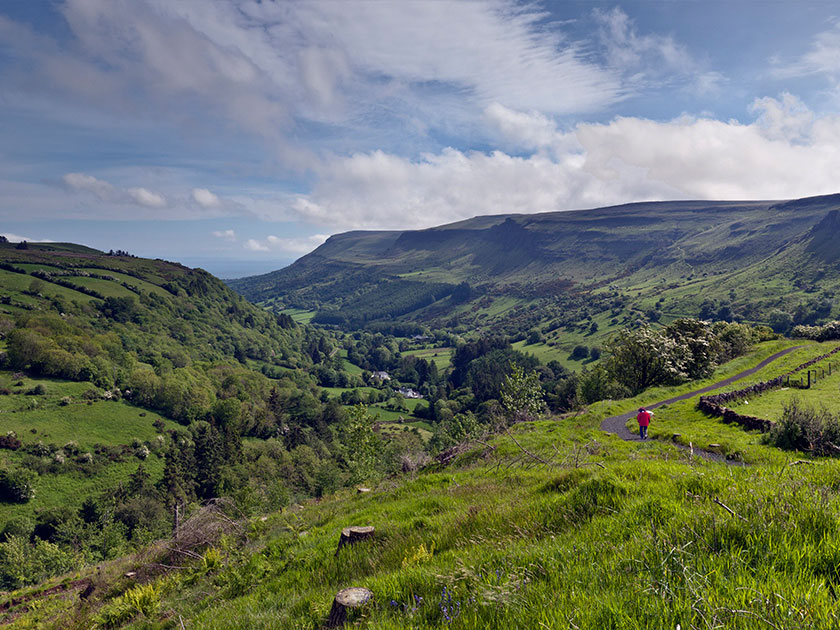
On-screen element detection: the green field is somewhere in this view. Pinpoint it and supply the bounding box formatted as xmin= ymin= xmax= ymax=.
xmin=282 ymin=308 xmax=317 ymax=324
xmin=0 ymin=373 xmax=181 ymax=529
xmin=338 ymin=349 xmax=364 ymax=375
xmin=0 ymin=269 xmax=93 ymax=304
xmin=726 ymin=348 xmax=840 ymax=418
xmin=78 ymin=268 xmax=172 ymax=297
xmin=64 ymin=276 xmax=137 ymax=298
xmin=402 ymin=346 xmax=453 ymax=370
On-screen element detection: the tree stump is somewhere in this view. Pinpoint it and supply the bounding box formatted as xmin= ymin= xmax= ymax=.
xmin=326 ymin=587 xmax=372 ymax=628
xmin=335 ymin=526 xmax=375 ymax=556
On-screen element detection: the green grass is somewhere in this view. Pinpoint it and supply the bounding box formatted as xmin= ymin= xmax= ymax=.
xmin=0 ymin=269 xmax=94 ymax=304
xmin=0 ymin=373 xmax=180 ymax=530
xmin=338 ymin=349 xmax=364 ymax=375
xmin=0 ymin=453 xmax=166 ymax=527
xmin=15 ymin=338 xmax=840 ymax=629
xmin=281 ymin=308 xmax=317 ymax=324
xmin=727 ymin=351 xmax=840 ymax=418
xmin=322 ymin=386 xmax=380 ymax=398
xmin=401 ymin=347 xmax=453 ymax=370
xmin=1 ymin=398 xmax=174 ymax=449
xmin=64 ymin=276 xmax=137 ymax=298
xmin=379 ymin=421 xmax=433 ymax=442
xmin=511 ymin=339 xmax=593 ymax=372
xmin=367 ymin=405 xmax=421 ymax=423
xmin=77 ymin=268 xmax=172 ymax=297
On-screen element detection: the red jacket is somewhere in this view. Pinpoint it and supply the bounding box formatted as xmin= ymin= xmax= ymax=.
xmin=637 ymin=410 xmax=651 ymax=427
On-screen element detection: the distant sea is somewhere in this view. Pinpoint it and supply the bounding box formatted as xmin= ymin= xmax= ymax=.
xmin=175 ymin=258 xmax=293 ymax=280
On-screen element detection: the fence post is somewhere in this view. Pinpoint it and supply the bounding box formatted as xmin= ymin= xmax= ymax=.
xmin=808 ymin=371 xmax=812 ymax=388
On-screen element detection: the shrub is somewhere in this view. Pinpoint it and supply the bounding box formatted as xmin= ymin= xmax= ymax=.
xmin=0 ymin=467 xmax=37 ymax=503
xmin=0 ymin=536 xmax=78 ymax=590
xmin=96 ymin=581 xmax=163 ymax=627
xmin=571 ymin=345 xmax=589 ymax=360
xmin=0 ymin=432 xmax=21 ymax=450
xmin=766 ymin=398 xmax=840 ymax=456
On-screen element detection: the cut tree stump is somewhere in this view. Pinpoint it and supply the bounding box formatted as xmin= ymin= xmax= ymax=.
xmin=326 ymin=587 xmax=372 ymax=628
xmin=335 ymin=526 xmax=375 ymax=556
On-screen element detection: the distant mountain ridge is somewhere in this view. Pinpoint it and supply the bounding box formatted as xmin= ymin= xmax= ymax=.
xmin=228 ymin=194 xmax=840 ymax=333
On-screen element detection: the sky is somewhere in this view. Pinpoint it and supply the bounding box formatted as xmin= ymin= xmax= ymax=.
xmin=4 ymin=1 xmax=840 ymax=277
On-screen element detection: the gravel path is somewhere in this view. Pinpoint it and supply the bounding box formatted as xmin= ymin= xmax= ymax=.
xmin=599 ymin=345 xmax=806 ymax=457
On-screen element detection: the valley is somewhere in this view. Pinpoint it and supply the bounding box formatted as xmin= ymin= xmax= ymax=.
xmin=4 ymin=198 xmax=840 ymax=628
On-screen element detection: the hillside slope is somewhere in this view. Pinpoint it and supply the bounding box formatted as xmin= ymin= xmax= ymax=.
xmin=0 ymin=241 xmax=310 ymax=371
xmin=229 ymin=194 xmax=840 ymax=334
xmin=9 ymin=341 xmax=840 ymax=629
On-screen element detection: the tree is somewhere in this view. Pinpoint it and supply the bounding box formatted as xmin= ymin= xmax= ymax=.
xmin=605 ymin=326 xmax=688 ymax=395
xmin=768 ymin=310 xmax=794 ymax=334
xmin=571 ymin=345 xmax=589 ymax=360
xmin=337 ymin=405 xmax=380 ymax=483
xmin=27 ymin=279 xmax=44 ymax=295
xmin=191 ymin=421 xmax=225 ymax=500
xmin=577 ymin=366 xmax=628 ymax=404
xmin=664 ymin=318 xmax=720 ymax=380
xmin=499 ymin=363 xmax=545 ymax=425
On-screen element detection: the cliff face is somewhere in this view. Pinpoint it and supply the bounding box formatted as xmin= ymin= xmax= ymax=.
xmin=227 ymin=193 xmax=840 ymax=324
xmin=806 ymin=209 xmax=840 ymax=261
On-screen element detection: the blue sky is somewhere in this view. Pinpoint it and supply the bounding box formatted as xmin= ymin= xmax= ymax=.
xmin=3 ymin=1 xmax=840 ymax=277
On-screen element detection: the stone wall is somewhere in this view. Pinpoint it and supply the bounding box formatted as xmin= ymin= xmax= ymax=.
xmin=697 ymin=345 xmax=840 ymax=432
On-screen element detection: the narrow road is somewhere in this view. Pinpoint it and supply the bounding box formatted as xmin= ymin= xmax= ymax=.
xmin=599 ymin=345 xmax=805 ymax=441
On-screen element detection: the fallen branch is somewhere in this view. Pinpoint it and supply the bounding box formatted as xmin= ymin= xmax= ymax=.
xmin=504 ymin=427 xmax=555 ymax=467
xmin=712 ymin=497 xmax=746 ymax=521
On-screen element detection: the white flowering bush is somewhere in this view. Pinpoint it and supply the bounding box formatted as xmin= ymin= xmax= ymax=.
xmin=0 ymin=467 xmax=37 ymax=503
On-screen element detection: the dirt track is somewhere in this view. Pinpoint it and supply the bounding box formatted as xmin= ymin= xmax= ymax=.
xmin=599 ymin=345 xmax=806 ymax=446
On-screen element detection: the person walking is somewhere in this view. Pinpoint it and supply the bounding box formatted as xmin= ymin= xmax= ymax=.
xmin=636 ymin=407 xmax=652 ymax=440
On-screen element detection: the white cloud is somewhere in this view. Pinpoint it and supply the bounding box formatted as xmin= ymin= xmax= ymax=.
xmin=290 ymin=95 xmax=840 ymax=230
xmin=773 ymin=23 xmax=840 ymax=80
xmin=212 ymin=229 xmax=236 ymax=241
xmin=62 ymin=172 xmax=116 ymax=201
xmin=592 ymin=7 xmax=716 ymax=95
xmin=0 ymin=233 xmax=53 ymax=243
xmin=192 ymin=188 xmax=221 ymax=208
xmin=243 ymin=238 xmax=269 ymax=252
xmin=63 ymin=172 xmax=167 ymax=208
xmin=127 ymin=187 xmax=166 ymax=208
xmin=2 ymin=0 xmax=625 ymax=166
xmin=244 ymin=233 xmax=329 ymax=256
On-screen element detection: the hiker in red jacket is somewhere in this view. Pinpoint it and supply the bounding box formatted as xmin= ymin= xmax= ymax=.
xmin=636 ymin=407 xmax=652 ymax=440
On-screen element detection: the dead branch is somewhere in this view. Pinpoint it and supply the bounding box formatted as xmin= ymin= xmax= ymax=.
xmin=712 ymin=497 xmax=746 ymax=521
xmin=504 ymin=427 xmax=555 ymax=467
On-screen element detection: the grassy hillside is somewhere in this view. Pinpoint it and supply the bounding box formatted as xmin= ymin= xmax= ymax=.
xmin=9 ymin=341 xmax=840 ymax=628
xmin=228 ymin=195 xmax=840 ymax=342
xmin=0 ymin=242 xmax=311 ymax=371
xmin=0 ymin=243 xmax=426 ymax=596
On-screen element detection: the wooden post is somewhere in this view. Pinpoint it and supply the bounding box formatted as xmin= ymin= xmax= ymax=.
xmin=174 ymin=503 xmax=180 ymax=538
xmin=335 ymin=526 xmax=375 ymax=556
xmin=326 ymin=587 xmax=372 ymax=628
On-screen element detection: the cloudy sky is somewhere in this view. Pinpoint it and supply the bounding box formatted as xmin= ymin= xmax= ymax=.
xmin=4 ymin=1 xmax=840 ymax=277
